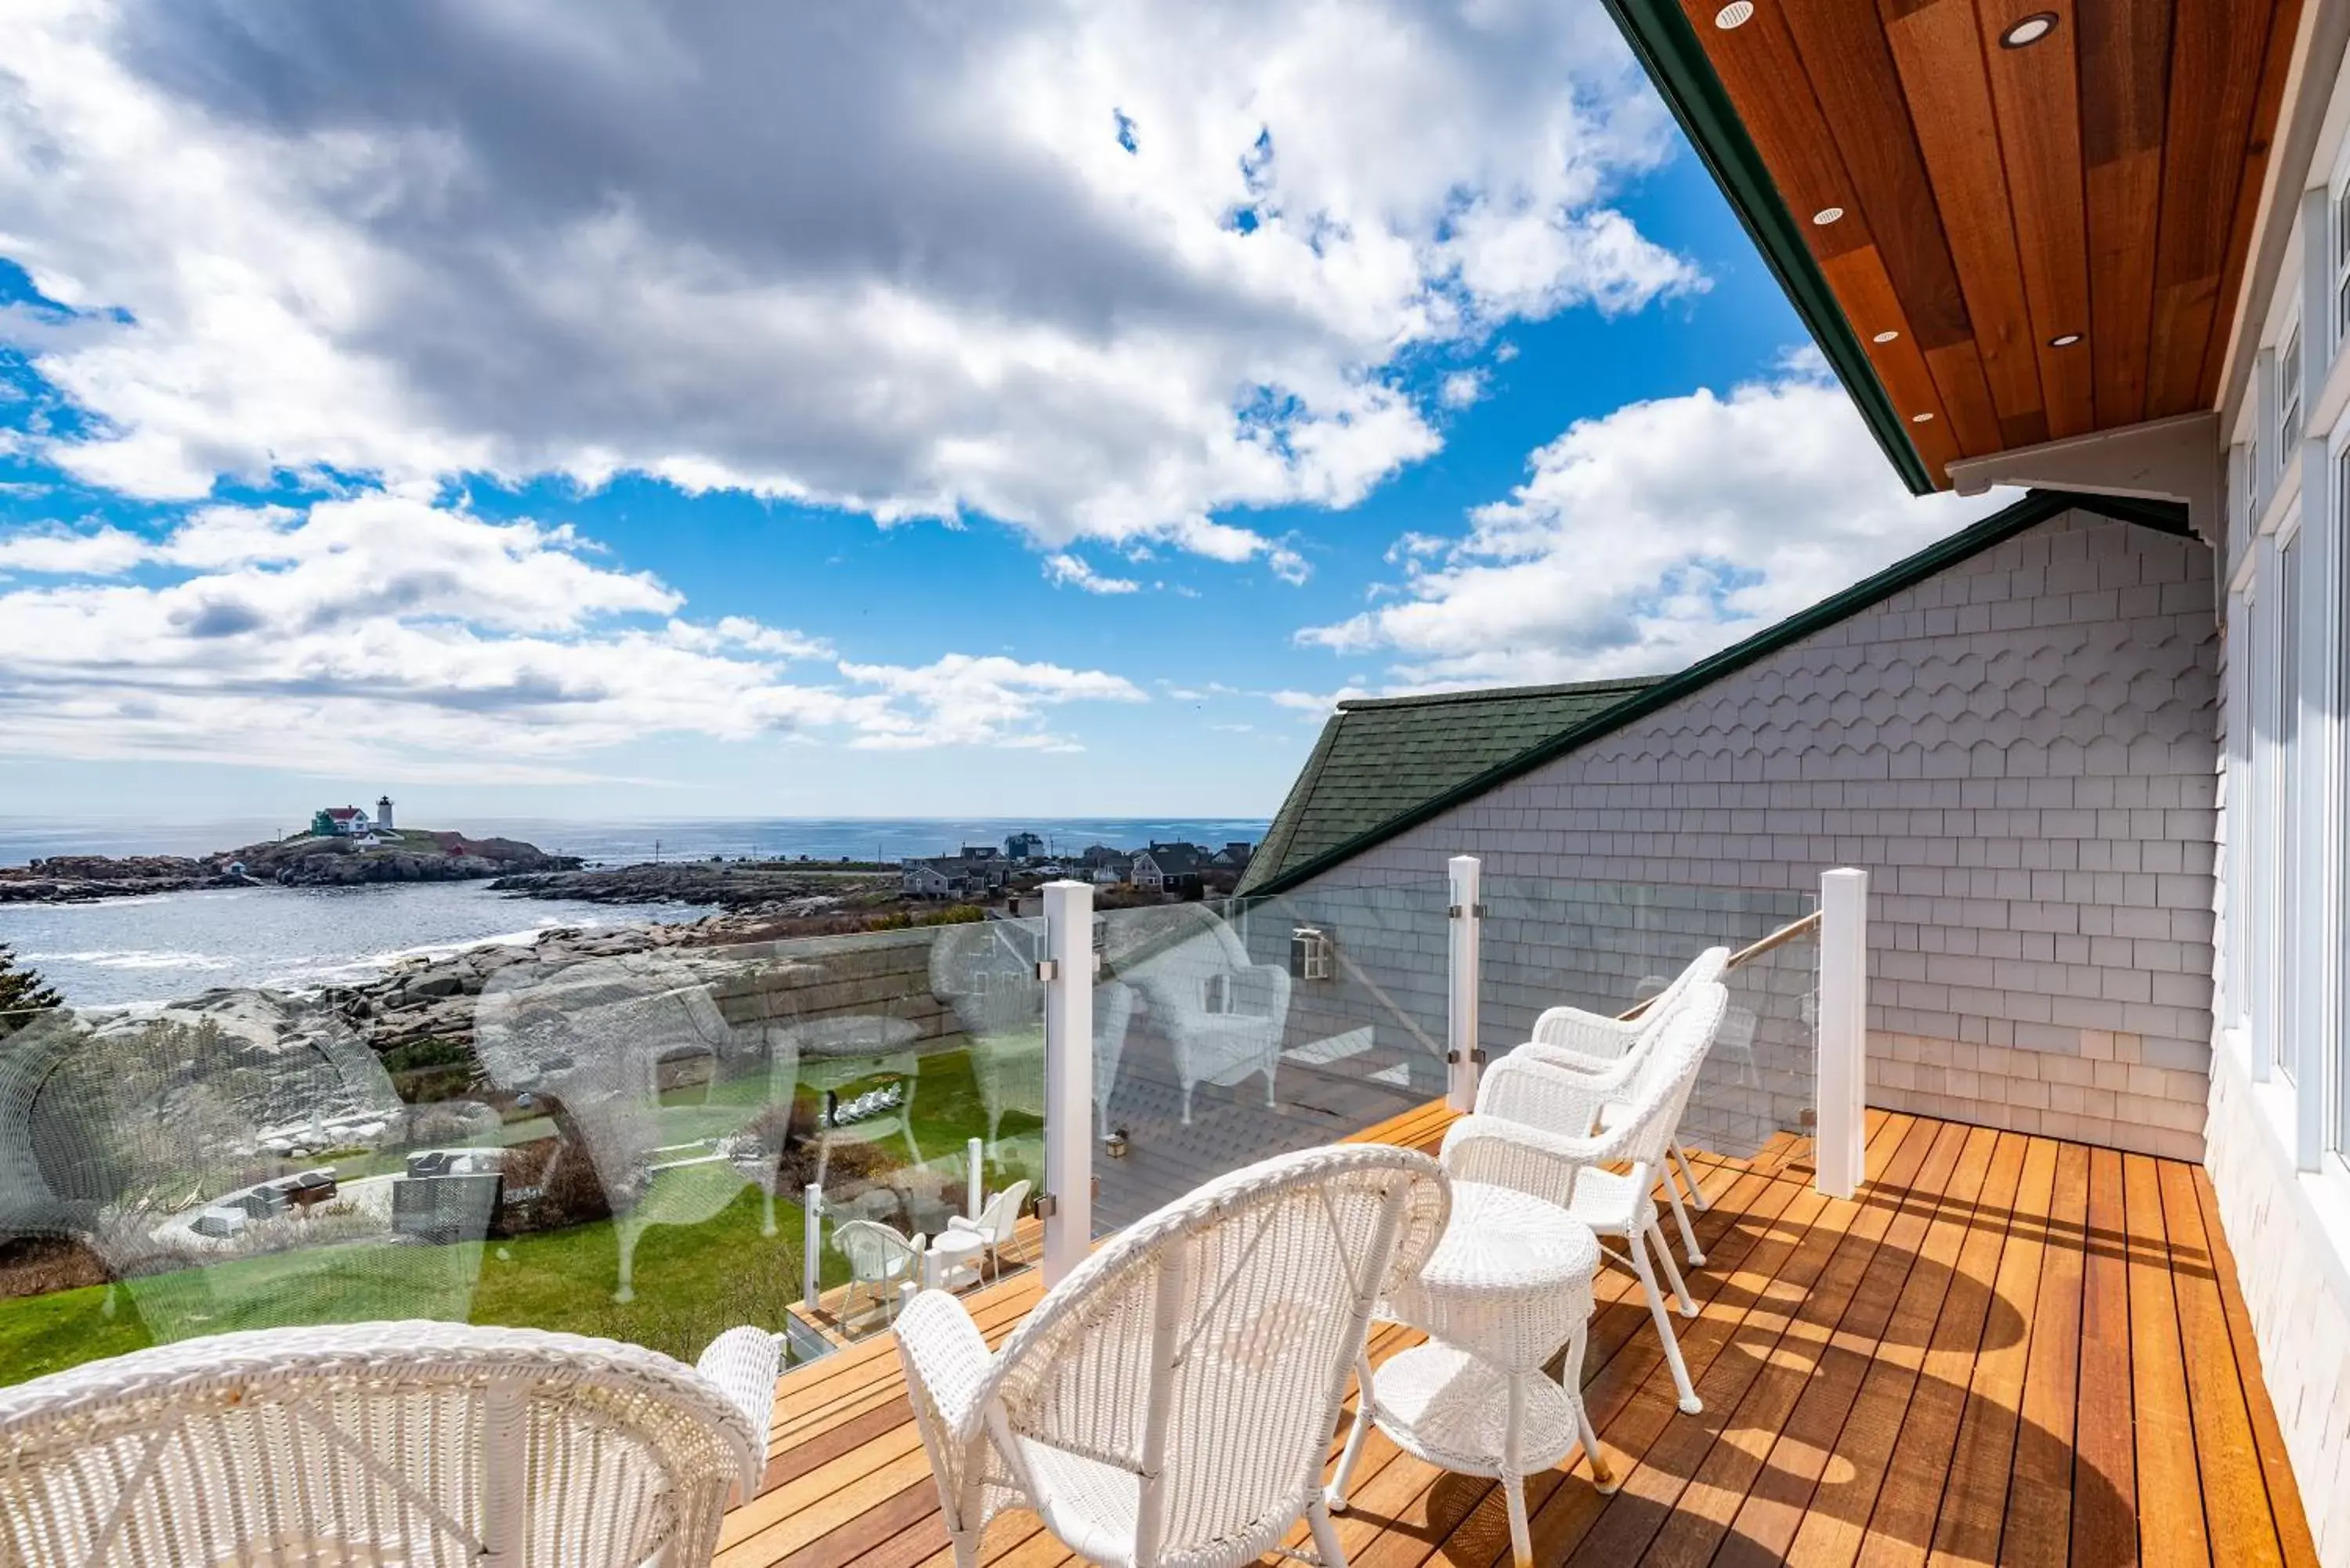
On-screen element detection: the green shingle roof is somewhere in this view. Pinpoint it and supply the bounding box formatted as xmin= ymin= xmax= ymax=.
xmin=1239 ymin=677 xmax=1661 ymax=893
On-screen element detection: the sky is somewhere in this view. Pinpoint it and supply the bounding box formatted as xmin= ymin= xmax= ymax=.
xmin=0 ymin=0 xmax=2008 ymax=825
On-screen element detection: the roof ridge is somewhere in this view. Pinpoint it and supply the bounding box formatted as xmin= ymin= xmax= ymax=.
xmin=1335 ymin=674 xmax=1666 ymax=711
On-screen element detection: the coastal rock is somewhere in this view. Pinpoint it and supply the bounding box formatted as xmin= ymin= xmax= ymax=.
xmin=490 ymin=862 xmax=889 ymax=911
xmin=0 ymin=829 xmax=580 ymax=902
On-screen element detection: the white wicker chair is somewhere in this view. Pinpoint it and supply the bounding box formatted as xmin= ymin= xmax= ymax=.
xmin=945 ymin=1177 xmax=1032 ymax=1282
xmin=835 ymin=1217 xmax=924 ymax=1326
xmin=931 ymin=923 xmax=1138 ymax=1151
xmin=1120 ymin=909 xmax=1292 ymax=1125
xmin=1515 ymin=946 xmax=1729 ymax=1266
xmin=1446 ymin=982 xmax=1729 ymax=1415
xmin=0 ymin=1320 xmax=779 ymax=1568
xmin=475 ymin=952 xmax=763 ymax=1303
xmin=895 ymin=1143 xmax=1448 ymax=1568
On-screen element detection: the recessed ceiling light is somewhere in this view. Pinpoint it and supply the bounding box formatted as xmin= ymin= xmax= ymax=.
xmin=1714 ymin=0 xmax=1755 ymax=27
xmin=2000 ymin=12 xmax=2057 ymax=46
xmin=2049 ymin=332 xmax=2082 ymax=347
xmin=1812 ymin=206 xmax=1844 ymax=226
xmin=1872 ymin=330 xmax=1900 ymax=344
xmin=1911 ymin=412 xmax=1935 ymax=423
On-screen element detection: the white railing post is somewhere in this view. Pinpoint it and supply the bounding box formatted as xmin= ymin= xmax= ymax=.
xmin=966 ymin=1135 xmax=985 ymax=1219
xmin=1816 ymin=868 xmax=1869 ymax=1199
xmin=801 ymin=1182 xmax=822 ymax=1309
xmin=1041 ymin=879 xmax=1094 ymax=1288
xmin=1447 ymin=855 xmax=1483 ymax=1112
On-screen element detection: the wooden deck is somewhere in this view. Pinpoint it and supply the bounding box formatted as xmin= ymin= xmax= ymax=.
xmin=720 ymin=1105 xmax=2321 ymax=1568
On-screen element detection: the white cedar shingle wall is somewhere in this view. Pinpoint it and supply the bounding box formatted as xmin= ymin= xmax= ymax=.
xmin=1298 ymin=508 xmax=2220 ymax=1160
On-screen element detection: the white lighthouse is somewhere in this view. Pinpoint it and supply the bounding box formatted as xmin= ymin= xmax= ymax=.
xmin=376 ymin=795 xmax=394 ymax=831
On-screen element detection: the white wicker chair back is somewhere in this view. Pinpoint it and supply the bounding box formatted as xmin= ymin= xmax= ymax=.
xmin=898 ymin=1142 xmax=1445 ymax=1568
xmin=835 ymin=1217 xmax=921 ymax=1281
xmin=0 ymin=1321 xmax=772 ymax=1568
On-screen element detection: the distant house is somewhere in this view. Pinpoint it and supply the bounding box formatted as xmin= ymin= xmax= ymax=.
xmin=313 ymin=806 xmax=371 ymax=838
xmin=1132 ymin=843 xmax=1206 ymax=897
xmin=1210 ymin=842 xmax=1253 ymax=871
xmin=1089 ymin=856 xmax=1133 ymax=887
xmin=902 ymin=851 xmax=1014 ymax=899
xmin=1004 ymin=831 xmax=1045 ymax=860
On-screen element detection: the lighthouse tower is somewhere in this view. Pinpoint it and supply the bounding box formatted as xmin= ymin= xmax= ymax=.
xmin=377 ymin=795 xmax=394 ymax=831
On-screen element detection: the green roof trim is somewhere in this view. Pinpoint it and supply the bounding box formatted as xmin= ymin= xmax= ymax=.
xmin=1242 ymin=490 xmax=2192 ymax=897
xmin=1598 ymin=0 xmax=1936 ymax=497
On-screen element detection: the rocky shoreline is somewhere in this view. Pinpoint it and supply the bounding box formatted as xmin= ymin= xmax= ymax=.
xmin=0 ymin=830 xmax=579 ymax=904
xmin=487 ymin=861 xmax=890 ymax=910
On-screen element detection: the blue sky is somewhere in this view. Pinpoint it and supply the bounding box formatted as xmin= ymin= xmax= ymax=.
xmin=0 ymin=1 xmax=1999 ymax=826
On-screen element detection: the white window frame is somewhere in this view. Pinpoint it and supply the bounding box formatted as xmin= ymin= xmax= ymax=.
xmin=2283 ymin=320 xmax=2307 ymax=452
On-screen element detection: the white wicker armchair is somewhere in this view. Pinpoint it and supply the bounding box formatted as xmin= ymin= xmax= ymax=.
xmin=1121 ymin=909 xmax=1292 ymax=1126
xmin=1446 ymin=982 xmax=1728 ymax=1415
xmin=945 ymin=1177 xmax=1032 ymax=1282
xmin=895 ymin=1143 xmax=1448 ymax=1568
xmin=835 ymin=1217 xmax=925 ymax=1325
xmin=0 ymin=1320 xmax=780 ymax=1568
xmin=1513 ymin=946 xmax=1729 ymax=1267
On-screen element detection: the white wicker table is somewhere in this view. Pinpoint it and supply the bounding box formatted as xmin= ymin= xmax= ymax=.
xmin=1328 ymin=1180 xmax=1610 ymax=1568
xmin=924 ymin=1227 xmax=985 ymax=1291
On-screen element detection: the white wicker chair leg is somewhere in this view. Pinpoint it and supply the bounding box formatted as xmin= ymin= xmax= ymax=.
xmin=615 ymin=1219 xmax=640 ymax=1303
xmin=1629 ymin=1227 xmax=1702 ymax=1414
xmin=1672 ymin=1140 xmax=1709 ymax=1211
xmin=1648 ymin=1219 xmax=1696 ymax=1317
xmin=1502 ymin=1374 xmax=1533 ymax=1568
xmin=1307 ymin=1498 xmax=1353 ymax=1568
xmin=1662 ymin=1167 xmax=1706 ymax=1269
xmin=1325 ymin=1351 xmax=1379 ymax=1512
xmin=1563 ymin=1325 xmax=1615 ymax=1494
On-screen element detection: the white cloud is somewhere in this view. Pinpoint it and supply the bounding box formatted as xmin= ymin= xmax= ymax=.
xmin=1300 ymin=362 xmax=2012 ymax=686
xmin=0 ymin=496 xmax=1148 ymax=775
xmin=1437 ymin=370 xmax=1488 ymax=410
xmin=1043 ymin=553 xmax=1141 ymax=594
xmin=0 ymin=0 xmax=1695 ymax=568
xmin=833 ymin=653 xmax=1146 ymax=750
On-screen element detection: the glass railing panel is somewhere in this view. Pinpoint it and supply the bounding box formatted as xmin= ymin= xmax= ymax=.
xmin=1476 ymin=877 xmax=1819 ymax=1164
xmin=1090 ymin=879 xmax=1450 ymax=1236
xmin=0 ymin=909 xmax=1050 ymax=1381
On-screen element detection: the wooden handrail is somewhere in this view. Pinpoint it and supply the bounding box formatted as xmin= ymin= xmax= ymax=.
xmin=1614 ymin=908 xmax=1821 ymax=1021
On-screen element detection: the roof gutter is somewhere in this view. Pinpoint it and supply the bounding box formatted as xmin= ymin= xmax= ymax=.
xmin=1600 ymin=0 xmax=1936 ymax=496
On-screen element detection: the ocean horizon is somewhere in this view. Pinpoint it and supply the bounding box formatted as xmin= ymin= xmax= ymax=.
xmin=0 ymin=814 xmax=1272 ymax=869
xmin=0 ymin=815 xmax=1271 ymax=1007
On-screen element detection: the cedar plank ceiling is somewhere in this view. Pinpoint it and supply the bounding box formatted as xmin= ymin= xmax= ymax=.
xmin=1683 ymin=0 xmax=2300 ymax=486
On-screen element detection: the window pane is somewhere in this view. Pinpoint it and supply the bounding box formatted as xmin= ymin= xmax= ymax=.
xmin=2283 ymin=330 xmax=2304 ymax=449
xmin=2277 ymin=535 xmax=2300 ymax=1082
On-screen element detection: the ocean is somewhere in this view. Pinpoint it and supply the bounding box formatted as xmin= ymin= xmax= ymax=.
xmin=0 ymin=816 xmax=1270 ymax=1008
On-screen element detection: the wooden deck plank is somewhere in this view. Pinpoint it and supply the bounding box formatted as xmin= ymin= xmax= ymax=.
xmin=2070 ymin=1145 xmax=2138 ymax=1568
xmin=1706 ymin=1115 xmax=1958 ymax=1568
xmin=1853 ymin=1128 xmax=2033 ymax=1566
xmin=1993 ymin=1138 xmax=2088 ymax=1568
xmin=2192 ymin=1167 xmax=2324 ymax=1568
xmin=1922 ymin=1133 xmax=2060 ymax=1567
xmin=1778 ymin=1120 xmax=2003 ymax=1567
xmin=728 ymin=1108 xmax=2321 ymax=1568
xmin=2157 ymin=1158 xmax=2285 ymax=1568
xmin=2124 ymin=1151 xmax=2211 ymax=1567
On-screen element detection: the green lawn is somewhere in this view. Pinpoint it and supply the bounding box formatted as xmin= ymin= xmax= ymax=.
xmin=0 ymin=1043 xmax=1044 ymax=1384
